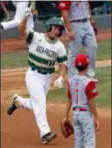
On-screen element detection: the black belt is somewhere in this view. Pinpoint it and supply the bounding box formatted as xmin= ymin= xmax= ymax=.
xmin=73 ymin=107 xmax=88 ymax=111
xmin=70 ymin=18 xmax=88 ymax=23
xmin=31 ymin=67 xmax=51 ymax=75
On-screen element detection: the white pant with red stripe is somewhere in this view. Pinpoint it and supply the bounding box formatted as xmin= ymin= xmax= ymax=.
xmin=73 ymin=111 xmax=96 ymax=148
xmin=16 ymin=68 xmax=52 ymax=137
xmin=1 ymin=1 xmax=34 ymax=31
xmin=68 ymin=20 xmax=97 ymax=78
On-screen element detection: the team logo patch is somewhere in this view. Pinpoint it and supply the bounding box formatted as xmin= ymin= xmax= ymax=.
xmin=92 ymin=88 xmax=97 ymax=93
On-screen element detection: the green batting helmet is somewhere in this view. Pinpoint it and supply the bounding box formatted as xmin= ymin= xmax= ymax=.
xmin=45 ymin=17 xmax=65 ymax=37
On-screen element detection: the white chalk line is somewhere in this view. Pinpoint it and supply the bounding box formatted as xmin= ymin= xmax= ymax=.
xmin=1 ymin=60 xmax=111 ymax=77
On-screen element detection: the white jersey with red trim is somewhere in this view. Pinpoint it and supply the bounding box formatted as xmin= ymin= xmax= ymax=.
xmin=58 ymin=0 xmax=91 ymax=21
xmin=58 ymin=1 xmax=97 ymax=78
xmin=68 ymin=75 xmax=98 ymax=110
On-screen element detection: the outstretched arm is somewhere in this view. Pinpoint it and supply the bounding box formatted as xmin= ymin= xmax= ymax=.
xmin=18 ymin=17 xmax=28 ymax=38
xmin=18 ymin=5 xmax=32 ymax=38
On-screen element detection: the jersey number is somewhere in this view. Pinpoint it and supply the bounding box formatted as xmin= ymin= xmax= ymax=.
xmin=48 ymin=61 xmax=55 ymax=67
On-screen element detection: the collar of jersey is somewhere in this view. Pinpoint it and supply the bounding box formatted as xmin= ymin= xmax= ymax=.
xmin=45 ymin=35 xmax=58 ymax=44
xmin=74 ymin=75 xmax=86 ymax=81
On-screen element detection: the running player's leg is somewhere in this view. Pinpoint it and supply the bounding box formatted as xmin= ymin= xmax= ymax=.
xmin=15 ymin=95 xmax=33 ymax=111
xmin=26 ymin=69 xmax=51 ymax=138
xmin=68 ymin=23 xmax=83 ymax=78
xmin=84 ymin=22 xmax=97 ymax=78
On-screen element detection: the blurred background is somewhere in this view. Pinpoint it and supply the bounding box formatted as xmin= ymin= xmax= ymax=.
xmin=0 ymin=1 xmax=112 ymax=22
xmin=0 ymin=1 xmax=112 ymax=38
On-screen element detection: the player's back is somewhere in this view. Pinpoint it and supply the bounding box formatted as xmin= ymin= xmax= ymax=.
xmin=69 ymin=75 xmax=91 ymax=110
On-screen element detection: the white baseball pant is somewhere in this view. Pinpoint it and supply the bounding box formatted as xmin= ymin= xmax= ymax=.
xmin=16 ymin=68 xmax=52 ymax=138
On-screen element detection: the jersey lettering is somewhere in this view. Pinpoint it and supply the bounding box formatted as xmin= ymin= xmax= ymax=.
xmin=36 ymin=45 xmax=57 ymax=59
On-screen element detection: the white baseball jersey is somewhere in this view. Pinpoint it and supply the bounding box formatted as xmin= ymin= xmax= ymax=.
xmin=58 ymin=1 xmax=91 ymax=21
xmin=26 ymin=30 xmax=67 ymax=74
xmin=68 ymin=75 xmax=98 ymax=110
xmin=11 ymin=0 xmax=29 ymax=6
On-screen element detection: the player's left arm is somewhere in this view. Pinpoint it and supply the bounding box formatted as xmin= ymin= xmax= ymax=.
xmin=64 ymin=82 xmax=72 ymax=120
xmin=86 ymin=81 xmax=99 ymax=131
xmin=58 ymin=63 xmax=67 ymax=79
xmin=54 ymin=43 xmax=67 ymax=88
xmin=57 ymin=44 xmax=67 ymax=79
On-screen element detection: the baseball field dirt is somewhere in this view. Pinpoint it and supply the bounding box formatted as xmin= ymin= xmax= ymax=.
xmin=1 ymin=29 xmax=111 ymax=54
xmin=1 ymin=73 xmax=111 ymax=148
xmin=1 ymin=29 xmax=111 ymax=148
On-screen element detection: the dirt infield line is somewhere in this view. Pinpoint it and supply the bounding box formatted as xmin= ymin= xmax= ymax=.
xmin=1 ymin=60 xmax=111 ymax=77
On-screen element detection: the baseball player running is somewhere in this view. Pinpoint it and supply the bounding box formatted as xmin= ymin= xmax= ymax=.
xmin=58 ymin=1 xmax=98 ymax=82
xmin=7 ymin=7 xmax=67 ymax=145
xmin=64 ymin=53 xmax=99 ymax=148
xmin=1 ymin=0 xmax=34 ymax=31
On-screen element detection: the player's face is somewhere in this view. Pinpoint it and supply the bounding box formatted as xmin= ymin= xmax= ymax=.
xmin=48 ymin=25 xmax=62 ymax=39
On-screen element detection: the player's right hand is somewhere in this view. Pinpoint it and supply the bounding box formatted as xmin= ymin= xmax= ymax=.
xmin=94 ymin=119 xmax=100 ymax=132
xmin=68 ymin=30 xmax=75 ymax=40
xmin=24 ymin=5 xmax=32 ymax=18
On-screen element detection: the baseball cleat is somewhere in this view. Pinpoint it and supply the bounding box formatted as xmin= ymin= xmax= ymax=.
xmin=7 ymin=95 xmax=20 ymax=115
xmin=41 ymin=132 xmax=57 ymax=144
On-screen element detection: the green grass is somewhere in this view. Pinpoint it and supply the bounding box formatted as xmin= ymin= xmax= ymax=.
xmin=1 ymin=51 xmax=28 ymax=69
xmin=47 ymin=67 xmax=111 ymax=108
xmin=1 ymin=40 xmax=111 ymax=70
xmin=67 ymin=39 xmax=111 ymax=60
xmin=96 ymin=40 xmax=111 ymax=60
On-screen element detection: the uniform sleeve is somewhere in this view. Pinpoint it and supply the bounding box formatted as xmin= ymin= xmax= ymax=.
xmin=26 ymin=30 xmax=34 ymax=45
xmin=26 ymin=31 xmax=34 ymax=45
xmin=67 ymin=82 xmax=72 ymax=99
xmin=85 ymin=81 xmax=99 ymax=100
xmin=26 ymin=30 xmax=40 ymax=45
xmin=58 ymin=1 xmax=71 ymax=11
xmin=57 ymin=43 xmax=67 ymax=63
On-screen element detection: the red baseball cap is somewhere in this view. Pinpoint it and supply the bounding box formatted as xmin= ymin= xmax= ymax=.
xmin=75 ymin=53 xmax=89 ymax=67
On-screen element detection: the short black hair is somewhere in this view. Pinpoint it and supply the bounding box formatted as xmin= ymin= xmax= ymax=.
xmin=76 ymin=64 xmax=88 ymax=71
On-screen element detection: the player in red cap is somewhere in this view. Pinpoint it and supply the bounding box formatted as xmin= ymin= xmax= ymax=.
xmin=75 ymin=53 xmax=90 ymax=69
xmin=63 ymin=53 xmax=99 ymax=148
